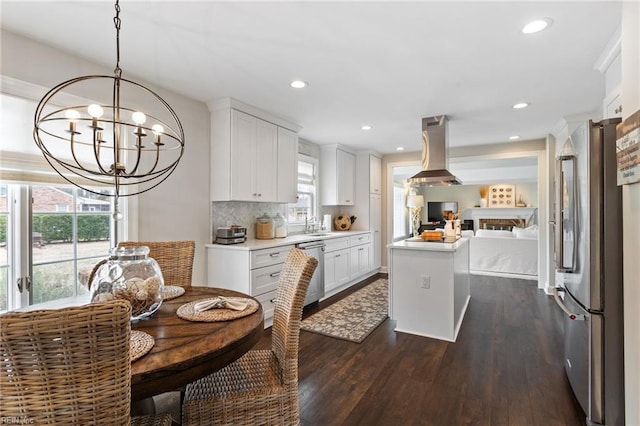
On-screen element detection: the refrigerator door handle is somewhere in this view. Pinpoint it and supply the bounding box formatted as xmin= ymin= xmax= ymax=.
xmin=553 ymin=287 xmax=585 ymax=321
xmin=555 ymin=154 xmax=578 ymax=272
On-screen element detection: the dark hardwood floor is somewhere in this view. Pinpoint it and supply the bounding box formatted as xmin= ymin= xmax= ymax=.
xmin=255 ymin=273 xmax=586 ymax=425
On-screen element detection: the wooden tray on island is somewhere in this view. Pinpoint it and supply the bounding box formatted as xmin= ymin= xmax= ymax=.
xmin=406 ymin=236 xmax=460 ymax=243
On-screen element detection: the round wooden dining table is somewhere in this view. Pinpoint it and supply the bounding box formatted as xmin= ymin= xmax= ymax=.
xmin=130 ymin=286 xmax=264 ymax=401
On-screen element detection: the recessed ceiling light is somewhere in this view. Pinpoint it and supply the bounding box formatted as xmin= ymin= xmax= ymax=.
xmin=509 ymin=135 xmax=520 ymax=140
xmin=522 ymin=18 xmax=553 ymax=34
xmin=290 ymin=80 xmax=308 ymax=89
xmin=513 ymin=102 xmax=529 ymax=109
xmin=396 ymin=146 xmax=405 ymax=151
xmin=361 ymin=125 xmax=372 ymax=131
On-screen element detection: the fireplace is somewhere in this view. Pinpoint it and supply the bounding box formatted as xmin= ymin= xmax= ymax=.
xmin=462 ymin=207 xmax=537 ymax=232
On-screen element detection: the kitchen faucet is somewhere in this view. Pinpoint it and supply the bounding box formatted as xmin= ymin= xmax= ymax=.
xmin=305 ymin=216 xmax=317 ymax=233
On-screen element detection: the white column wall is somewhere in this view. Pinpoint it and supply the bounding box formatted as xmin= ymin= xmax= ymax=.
xmin=622 ymin=3 xmax=640 ymax=424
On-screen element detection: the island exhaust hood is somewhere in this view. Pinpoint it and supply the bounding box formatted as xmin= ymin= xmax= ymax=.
xmin=407 ymin=115 xmax=462 ymax=186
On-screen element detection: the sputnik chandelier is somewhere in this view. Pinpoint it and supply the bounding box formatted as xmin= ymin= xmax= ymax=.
xmin=33 ymin=0 xmax=185 ymax=205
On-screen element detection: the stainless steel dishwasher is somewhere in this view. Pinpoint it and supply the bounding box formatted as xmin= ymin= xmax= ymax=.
xmin=295 ymin=240 xmax=325 ymax=306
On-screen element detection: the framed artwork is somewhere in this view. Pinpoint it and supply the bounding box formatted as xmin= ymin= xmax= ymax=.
xmin=488 ymin=184 xmax=515 ymax=207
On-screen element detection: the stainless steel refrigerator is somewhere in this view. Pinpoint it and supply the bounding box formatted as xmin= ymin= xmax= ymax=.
xmin=552 ymin=117 xmax=624 ymax=425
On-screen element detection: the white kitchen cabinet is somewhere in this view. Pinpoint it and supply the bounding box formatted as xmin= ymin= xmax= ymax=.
xmin=350 ymin=243 xmax=371 ymax=278
xmin=321 ymin=145 xmax=356 ymax=205
xmin=349 ymin=233 xmax=372 ymax=279
xmin=323 ymin=236 xmax=351 ymax=293
xmin=276 ymin=127 xmax=299 ymax=203
xmin=596 ymin=26 xmax=622 ymax=118
xmin=370 ymin=193 xmax=382 ymax=270
xmin=347 ymin=151 xmax=382 ymax=273
xmin=206 ymin=244 xmax=294 ymax=328
xmin=369 ymin=155 xmax=382 ymax=194
xmin=210 ymin=98 xmax=300 ymax=202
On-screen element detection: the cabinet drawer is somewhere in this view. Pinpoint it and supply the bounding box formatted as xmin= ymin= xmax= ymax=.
xmin=324 ymin=237 xmax=349 ymax=252
xmin=254 ymin=290 xmax=277 ymax=321
xmin=250 ymin=245 xmax=293 ymax=269
xmin=349 ymin=233 xmax=371 ymax=246
xmin=251 ymin=264 xmax=282 ymax=295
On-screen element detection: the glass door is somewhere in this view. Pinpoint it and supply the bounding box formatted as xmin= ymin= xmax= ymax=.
xmin=1 ymin=182 xmax=117 ymax=311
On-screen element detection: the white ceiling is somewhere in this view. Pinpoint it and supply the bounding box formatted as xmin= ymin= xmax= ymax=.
xmin=0 ymin=1 xmax=621 ymax=156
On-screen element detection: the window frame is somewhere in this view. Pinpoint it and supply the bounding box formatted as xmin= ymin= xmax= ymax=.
xmin=288 ymin=154 xmax=319 ymax=229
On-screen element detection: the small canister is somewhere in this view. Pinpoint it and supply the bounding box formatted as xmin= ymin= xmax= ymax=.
xmin=273 ymin=213 xmax=288 ymax=238
xmin=256 ymin=213 xmax=275 ymax=239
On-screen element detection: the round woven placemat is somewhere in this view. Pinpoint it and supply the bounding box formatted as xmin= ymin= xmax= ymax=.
xmin=176 ymin=297 xmax=259 ymax=322
xmin=163 ymin=285 xmax=185 ymax=300
xmin=130 ymin=330 xmax=154 ymax=362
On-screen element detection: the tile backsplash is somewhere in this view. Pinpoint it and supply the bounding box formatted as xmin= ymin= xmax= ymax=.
xmin=211 ymin=202 xmax=348 ymax=241
xmin=211 ymin=201 xmax=287 ymax=240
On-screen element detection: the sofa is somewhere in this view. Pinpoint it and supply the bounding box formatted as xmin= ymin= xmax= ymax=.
xmin=468 ymin=227 xmax=538 ymax=280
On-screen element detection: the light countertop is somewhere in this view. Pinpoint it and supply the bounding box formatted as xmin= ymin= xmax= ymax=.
xmin=387 ymin=237 xmax=469 ymax=252
xmin=206 ymin=230 xmax=370 ymax=251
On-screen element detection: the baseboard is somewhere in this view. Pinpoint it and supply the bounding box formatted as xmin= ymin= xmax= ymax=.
xmin=470 ymin=270 xmax=538 ymax=281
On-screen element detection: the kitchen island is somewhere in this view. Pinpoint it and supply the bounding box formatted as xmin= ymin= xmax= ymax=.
xmin=388 ymin=237 xmax=470 ymax=342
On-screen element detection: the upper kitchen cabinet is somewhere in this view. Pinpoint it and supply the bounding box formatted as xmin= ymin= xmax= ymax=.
xmin=369 ymin=155 xmax=382 ymax=194
xmin=595 ymin=26 xmax=622 ymax=118
xmin=276 ymin=127 xmax=298 ymax=203
xmin=209 ymin=98 xmax=300 ymax=203
xmin=321 ymin=145 xmax=356 ymax=206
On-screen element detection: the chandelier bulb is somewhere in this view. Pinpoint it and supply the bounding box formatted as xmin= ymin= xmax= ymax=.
xmin=88 ymin=104 xmax=104 ymax=118
xmin=132 ymin=111 xmax=146 ymax=125
xmin=112 ymin=210 xmax=124 ymax=221
xmin=152 ymin=124 xmax=164 ymax=134
xmin=65 ymin=109 xmax=81 ymax=122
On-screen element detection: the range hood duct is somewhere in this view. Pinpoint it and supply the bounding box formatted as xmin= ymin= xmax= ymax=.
xmin=407 ymin=115 xmax=462 ymax=186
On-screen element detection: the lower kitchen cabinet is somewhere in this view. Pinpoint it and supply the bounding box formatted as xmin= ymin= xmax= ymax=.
xmin=323 ymin=236 xmax=351 ymax=294
xmin=206 ymin=244 xmax=294 ymax=328
xmin=349 ymin=233 xmax=372 ymax=279
xmin=323 ymin=233 xmax=374 ymax=297
xmin=350 ymin=243 xmax=371 ymax=279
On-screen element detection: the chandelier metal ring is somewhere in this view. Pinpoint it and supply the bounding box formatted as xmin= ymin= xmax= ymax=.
xmin=33 ymin=0 xmax=185 ymax=199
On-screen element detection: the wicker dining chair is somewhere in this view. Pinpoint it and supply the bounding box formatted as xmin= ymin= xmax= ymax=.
xmin=119 ymin=240 xmax=195 ymax=288
xmin=182 ymin=248 xmax=318 ymax=426
xmin=0 ymin=300 xmax=172 ymax=426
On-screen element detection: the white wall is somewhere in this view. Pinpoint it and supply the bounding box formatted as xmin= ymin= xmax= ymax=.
xmin=1 ymin=30 xmax=211 ymax=285
xmin=622 ymin=3 xmax=640 ymax=424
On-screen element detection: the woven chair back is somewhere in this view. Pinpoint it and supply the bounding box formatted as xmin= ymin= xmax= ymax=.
xmin=118 ymin=240 xmax=195 ymax=288
xmin=271 ymin=248 xmax=318 ymax=367
xmin=0 ymin=300 xmax=132 ymax=425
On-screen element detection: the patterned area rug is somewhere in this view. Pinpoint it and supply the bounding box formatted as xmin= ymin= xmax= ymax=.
xmin=301 ymin=278 xmax=388 ymax=343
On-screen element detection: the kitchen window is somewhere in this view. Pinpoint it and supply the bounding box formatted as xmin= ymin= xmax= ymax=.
xmin=288 ymin=155 xmax=318 ymax=225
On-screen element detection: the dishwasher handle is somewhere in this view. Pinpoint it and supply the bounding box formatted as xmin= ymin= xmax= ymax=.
xmin=295 ymin=241 xmax=326 ymax=250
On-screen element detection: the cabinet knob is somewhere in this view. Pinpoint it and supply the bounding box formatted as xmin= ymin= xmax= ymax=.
xmin=345 ymin=199 xmax=351 ymax=203
xmin=269 ymin=272 xmax=281 ymax=278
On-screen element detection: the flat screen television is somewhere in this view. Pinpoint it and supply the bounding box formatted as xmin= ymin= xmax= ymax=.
xmin=426 ymin=201 xmax=458 ymax=222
